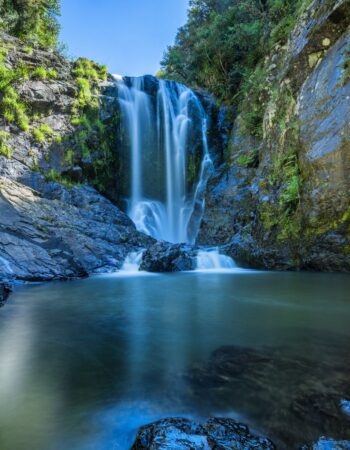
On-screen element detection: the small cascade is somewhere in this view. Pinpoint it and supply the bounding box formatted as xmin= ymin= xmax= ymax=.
xmin=120 ymin=251 xmax=144 ymax=272
xmin=196 ymin=249 xmax=236 ymax=271
xmin=115 ymin=75 xmax=212 ymax=244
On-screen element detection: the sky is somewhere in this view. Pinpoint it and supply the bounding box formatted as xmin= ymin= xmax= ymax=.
xmin=59 ymin=0 xmax=188 ymax=77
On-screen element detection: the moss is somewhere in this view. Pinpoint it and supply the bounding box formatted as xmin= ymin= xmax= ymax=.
xmin=44 ymin=168 xmax=75 ymax=188
xmin=236 ymin=149 xmax=259 ymax=168
xmin=65 ymin=149 xmax=74 ymax=165
xmin=239 ymin=64 xmax=269 ymax=138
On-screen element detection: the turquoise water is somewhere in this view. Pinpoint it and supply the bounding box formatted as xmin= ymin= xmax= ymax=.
xmin=0 ymin=270 xmax=350 ymax=449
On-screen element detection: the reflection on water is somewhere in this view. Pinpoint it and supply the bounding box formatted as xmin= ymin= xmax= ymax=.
xmin=0 ymin=271 xmax=350 ymax=449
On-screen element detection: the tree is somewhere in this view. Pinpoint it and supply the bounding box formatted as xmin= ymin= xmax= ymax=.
xmin=0 ymin=0 xmax=61 ymax=48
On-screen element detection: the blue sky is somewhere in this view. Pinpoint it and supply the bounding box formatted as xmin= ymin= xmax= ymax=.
xmin=59 ymin=0 xmax=188 ymax=76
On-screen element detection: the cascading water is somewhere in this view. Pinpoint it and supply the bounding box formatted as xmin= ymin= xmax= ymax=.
xmin=116 ymin=75 xmax=212 ymax=244
xmin=196 ymin=248 xmax=236 ymax=271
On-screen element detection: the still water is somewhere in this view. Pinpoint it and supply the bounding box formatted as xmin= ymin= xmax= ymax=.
xmin=0 ymin=270 xmax=350 ymax=449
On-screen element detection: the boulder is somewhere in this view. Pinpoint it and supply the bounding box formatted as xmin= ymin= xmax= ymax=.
xmin=140 ymin=241 xmax=197 ymax=272
xmin=131 ymin=417 xmax=275 ymax=450
xmin=303 ymin=437 xmax=350 ymax=449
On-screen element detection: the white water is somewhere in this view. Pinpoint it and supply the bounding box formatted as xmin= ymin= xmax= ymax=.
xmin=116 ymin=76 xmax=212 ymax=244
xmin=196 ymin=249 xmax=236 ymax=271
xmin=120 ymin=251 xmax=144 ymax=272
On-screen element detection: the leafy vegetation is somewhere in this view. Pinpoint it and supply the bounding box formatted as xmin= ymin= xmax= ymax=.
xmin=31 ymin=67 xmax=58 ymax=80
xmin=32 ymin=124 xmax=55 ymax=144
xmin=161 ymin=1 xmax=309 ymax=106
xmin=0 ymin=0 xmax=61 ymax=49
xmin=0 ymin=130 xmax=12 ymax=158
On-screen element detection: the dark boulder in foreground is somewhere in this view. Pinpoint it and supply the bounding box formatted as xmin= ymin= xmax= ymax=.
xmin=0 ymin=283 xmax=11 ymax=306
xmin=303 ymin=437 xmax=350 ymax=449
xmin=131 ymin=417 xmax=275 ymax=449
xmin=140 ymin=242 xmax=197 ymax=272
xmin=186 ymin=345 xmax=350 ymax=447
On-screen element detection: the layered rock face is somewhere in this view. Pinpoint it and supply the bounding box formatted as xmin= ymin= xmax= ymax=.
xmin=198 ymin=0 xmax=350 ymax=272
xmin=0 ymin=177 xmax=152 ymax=282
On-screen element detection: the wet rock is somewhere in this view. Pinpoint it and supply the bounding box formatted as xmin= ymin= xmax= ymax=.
xmin=304 ymin=436 xmax=350 ymax=449
xmin=340 ymin=400 xmax=350 ymax=417
xmin=140 ymin=241 xmax=197 ymax=272
xmin=131 ymin=417 xmax=275 ymax=449
xmin=61 ymin=166 xmax=83 ymax=182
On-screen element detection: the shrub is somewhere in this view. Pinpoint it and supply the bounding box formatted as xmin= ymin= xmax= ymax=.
xmin=32 ymin=124 xmax=55 ymax=143
xmin=31 ymin=67 xmax=58 ymax=80
xmin=1 ymin=87 xmax=29 ymax=131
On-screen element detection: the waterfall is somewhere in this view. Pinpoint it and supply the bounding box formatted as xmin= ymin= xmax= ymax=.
xmin=115 ymin=76 xmax=212 ymax=244
xmin=121 ymin=251 xmax=144 ymax=272
xmin=196 ymin=249 xmax=236 ymax=271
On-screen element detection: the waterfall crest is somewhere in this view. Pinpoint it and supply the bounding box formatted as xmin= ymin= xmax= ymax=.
xmin=115 ymin=76 xmax=212 ymax=244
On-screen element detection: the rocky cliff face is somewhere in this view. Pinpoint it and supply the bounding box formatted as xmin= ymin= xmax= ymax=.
xmin=0 ymin=31 xmax=154 ymax=284
xmin=198 ymin=0 xmax=350 ymax=272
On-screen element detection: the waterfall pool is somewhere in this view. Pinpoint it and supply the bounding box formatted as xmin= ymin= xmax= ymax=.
xmin=0 ymin=270 xmax=350 ymax=449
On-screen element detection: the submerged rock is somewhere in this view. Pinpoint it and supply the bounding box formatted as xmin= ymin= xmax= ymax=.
xmin=140 ymin=242 xmax=197 ymax=272
xmin=185 ymin=344 xmax=350 ymax=447
xmin=131 ymin=417 xmax=275 ymax=449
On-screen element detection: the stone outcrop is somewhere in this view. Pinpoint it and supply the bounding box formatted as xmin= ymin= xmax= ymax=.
xmin=131 ymin=417 xmax=275 ymax=449
xmin=198 ymin=0 xmax=350 ymax=272
xmin=0 ymin=177 xmax=153 ymax=282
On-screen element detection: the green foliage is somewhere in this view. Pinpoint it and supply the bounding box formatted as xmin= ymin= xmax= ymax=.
xmin=72 ymin=58 xmax=108 ymax=82
xmin=32 ymin=124 xmax=54 ymax=143
xmin=1 ymin=86 xmax=29 ymax=130
xmin=0 ymin=0 xmax=61 ymax=49
xmin=0 ymin=39 xmax=31 ymax=130
xmin=236 ymin=149 xmax=259 ymax=167
xmin=44 ymin=168 xmax=74 ymax=188
xmin=31 ymin=67 xmax=58 ymax=80
xmin=65 ymin=149 xmax=74 ymax=165
xmin=0 ymin=130 xmax=12 ymax=158
xmin=161 ymin=0 xmax=308 ymax=107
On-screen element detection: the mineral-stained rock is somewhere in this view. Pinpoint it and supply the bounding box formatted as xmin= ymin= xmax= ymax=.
xmin=131 ymin=417 xmax=275 ymax=450
xmin=140 ymin=241 xmax=197 ymax=272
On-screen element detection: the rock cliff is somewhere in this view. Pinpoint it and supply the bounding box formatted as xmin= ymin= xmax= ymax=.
xmin=0 ymin=31 xmax=153 ymax=285
xmin=198 ymin=0 xmax=350 ymax=272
